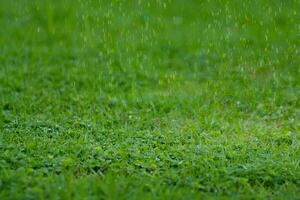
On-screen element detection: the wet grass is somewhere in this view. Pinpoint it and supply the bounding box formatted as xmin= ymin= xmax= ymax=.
xmin=0 ymin=0 xmax=299 ymax=199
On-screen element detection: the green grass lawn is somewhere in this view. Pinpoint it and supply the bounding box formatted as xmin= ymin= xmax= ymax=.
xmin=0 ymin=0 xmax=299 ymax=199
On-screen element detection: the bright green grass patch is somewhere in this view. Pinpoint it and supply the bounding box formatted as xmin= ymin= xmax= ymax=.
xmin=0 ymin=0 xmax=299 ymax=199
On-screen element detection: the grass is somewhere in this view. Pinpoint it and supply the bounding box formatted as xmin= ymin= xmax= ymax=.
xmin=0 ymin=0 xmax=299 ymax=199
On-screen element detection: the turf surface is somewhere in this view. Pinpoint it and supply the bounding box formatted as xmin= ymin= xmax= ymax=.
xmin=0 ymin=0 xmax=300 ymax=199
